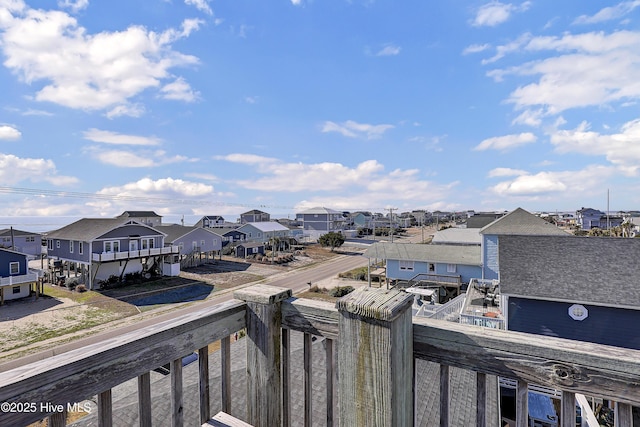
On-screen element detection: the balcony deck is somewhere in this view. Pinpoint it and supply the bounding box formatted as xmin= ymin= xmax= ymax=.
xmin=91 ymin=246 xmax=180 ymax=262
xmin=0 ymin=285 xmax=639 ymax=427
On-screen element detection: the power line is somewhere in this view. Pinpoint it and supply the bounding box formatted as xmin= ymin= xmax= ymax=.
xmin=0 ymin=186 xmax=295 ymax=210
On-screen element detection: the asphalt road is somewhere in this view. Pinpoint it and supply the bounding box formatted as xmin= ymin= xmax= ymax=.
xmin=0 ymin=251 xmax=368 ymax=372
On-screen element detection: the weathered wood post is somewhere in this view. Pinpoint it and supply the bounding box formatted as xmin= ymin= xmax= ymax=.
xmin=235 ymin=284 xmax=291 ymax=427
xmin=336 ymin=287 xmax=414 ymax=427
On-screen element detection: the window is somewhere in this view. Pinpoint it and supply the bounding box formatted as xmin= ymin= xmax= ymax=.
xmin=9 ymin=262 xmax=19 ymax=275
xmin=25 ymin=236 xmax=35 ymax=242
xmin=428 ymin=263 xmax=435 ymax=272
xmin=252 ymin=247 xmax=258 ymax=254
xmin=258 ymin=232 xmax=262 ymax=238
xmin=192 ymin=241 xmax=198 ymax=250
xmin=48 ymin=240 xmax=53 ymax=250
xmin=79 ymin=242 xmax=83 ymax=255
xmin=200 ymin=240 xmax=205 ymax=247
xmin=179 ymin=242 xmax=184 ymax=251
xmin=141 ymin=238 xmax=154 ymax=250
xmin=447 ymin=264 xmax=456 ymax=273
xmin=399 ymin=260 xmax=414 ymax=271
xmin=56 ymin=240 xmax=60 ymax=249
xmin=213 ymin=239 xmax=218 ymax=245
xmin=105 ymin=241 xmax=120 ymax=253
xmin=69 ymin=241 xmax=74 ymax=253
xmin=12 ymin=286 xmax=20 ymax=294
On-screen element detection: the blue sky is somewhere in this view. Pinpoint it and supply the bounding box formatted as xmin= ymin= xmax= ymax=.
xmin=1 ymin=0 xmax=640 ymax=229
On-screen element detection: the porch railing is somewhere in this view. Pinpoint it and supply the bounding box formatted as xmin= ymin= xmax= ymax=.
xmin=91 ymin=246 xmax=180 ymax=262
xmin=0 ymin=271 xmax=39 ymax=286
xmin=1 ymin=285 xmax=639 ymax=427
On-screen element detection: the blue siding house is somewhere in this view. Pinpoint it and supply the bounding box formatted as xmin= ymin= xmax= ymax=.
xmin=46 ymin=218 xmax=180 ymax=289
xmin=364 ymin=242 xmax=482 ymax=298
xmin=297 ymin=207 xmax=346 ymax=241
xmin=0 ymin=248 xmax=39 ymax=303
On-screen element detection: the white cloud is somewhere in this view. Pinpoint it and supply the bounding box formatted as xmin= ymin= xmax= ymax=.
xmin=573 ymin=1 xmax=640 ymax=25
xmin=215 ymin=153 xmax=279 ymax=165
xmin=105 ymin=103 xmax=145 ymax=119
xmin=89 ymin=148 xmax=195 ymax=168
xmin=511 ymin=109 xmax=543 ymax=127
xmin=474 ymin=132 xmax=537 ymax=151
xmin=185 ymin=0 xmax=212 ymax=15
xmin=0 ymin=125 xmax=21 ymax=140
xmin=244 ymin=96 xmax=259 ymax=104
xmin=22 ymin=108 xmax=54 ymax=116
xmin=375 ymin=43 xmax=401 ymax=57
xmin=482 ymin=33 xmax=532 ymax=65
xmin=462 ymin=43 xmax=491 ymax=55
xmin=83 ymin=128 xmax=161 ymax=146
xmin=98 ymin=177 xmax=214 ymax=198
xmin=291 ymin=0 xmax=302 ymax=5
xmin=161 ymin=77 xmax=200 ymax=102
xmin=487 ymin=167 xmax=528 ymax=177
xmin=472 ymin=1 xmax=530 ymax=27
xmin=550 ymin=118 xmax=640 ymax=175
xmin=321 ymin=120 xmax=394 ymax=140
xmin=57 ymin=0 xmax=88 ymax=13
xmin=216 ymin=154 xmax=457 ymax=209
xmin=488 ymin=30 xmax=640 ymax=115
xmin=489 ymin=165 xmax=613 ymax=197
xmin=0 ymin=152 xmax=78 ymax=185
xmin=0 ymin=6 xmax=201 ymax=111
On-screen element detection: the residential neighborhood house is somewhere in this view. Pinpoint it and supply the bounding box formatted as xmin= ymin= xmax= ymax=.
xmin=297 ymin=207 xmax=346 ymax=241
xmin=116 ymin=211 xmax=162 ymax=227
xmin=0 ymin=228 xmax=43 ymax=259
xmin=156 ymin=224 xmax=223 ymax=268
xmin=236 ymin=221 xmax=290 ymax=245
xmin=46 ymin=218 xmax=180 ymax=289
xmin=239 ymin=209 xmax=270 ymax=224
xmin=0 ymin=248 xmax=40 ymax=304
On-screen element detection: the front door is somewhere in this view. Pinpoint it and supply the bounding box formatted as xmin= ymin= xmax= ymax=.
xmin=130 ymin=240 xmax=138 ymax=251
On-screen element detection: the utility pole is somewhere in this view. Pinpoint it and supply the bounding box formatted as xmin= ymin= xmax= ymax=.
xmin=388 ymin=207 xmax=397 ymax=243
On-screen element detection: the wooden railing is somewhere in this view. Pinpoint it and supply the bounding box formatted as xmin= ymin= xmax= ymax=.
xmin=1 ymin=285 xmax=640 ymax=427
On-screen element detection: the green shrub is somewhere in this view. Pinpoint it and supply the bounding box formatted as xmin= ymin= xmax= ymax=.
xmin=329 ymin=286 xmax=355 ymax=298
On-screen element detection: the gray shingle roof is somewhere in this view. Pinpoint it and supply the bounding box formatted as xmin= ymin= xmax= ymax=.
xmin=155 ymin=224 xmax=200 ymax=242
xmin=45 ymin=219 xmax=164 ymax=241
xmin=499 ymin=234 xmax=640 ymax=307
xmin=118 ymin=211 xmax=161 ymax=218
xmin=364 ymin=242 xmax=482 ymax=265
xmin=480 ymin=208 xmax=570 ymax=236
xmin=432 ymin=228 xmax=481 ymax=245
xmin=0 ymin=228 xmax=41 ymax=237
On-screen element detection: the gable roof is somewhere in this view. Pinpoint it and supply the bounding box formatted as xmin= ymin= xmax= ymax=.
xmin=241 ymin=209 xmax=268 ymax=215
xmin=364 ymin=242 xmax=481 ymax=266
xmin=46 ymin=218 xmax=165 ymax=241
xmin=118 ymin=211 xmax=161 ymax=218
xmin=157 ymin=224 xmax=224 ymax=242
xmin=214 ymin=227 xmax=245 ymax=236
xmin=238 ymin=222 xmax=289 ymax=233
xmin=0 ymin=228 xmax=41 ymax=237
xmin=480 ymin=208 xmax=569 ymax=236
xmin=299 ymin=206 xmax=342 ymax=215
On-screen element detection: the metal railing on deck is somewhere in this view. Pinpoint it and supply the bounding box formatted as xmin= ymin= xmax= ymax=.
xmin=1 ymin=285 xmax=640 ymax=427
